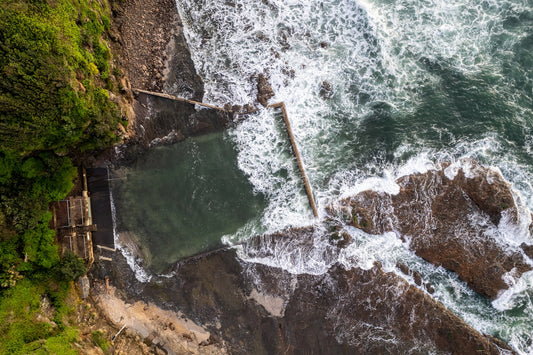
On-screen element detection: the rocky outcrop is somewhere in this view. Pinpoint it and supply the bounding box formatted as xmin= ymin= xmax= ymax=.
xmin=107 ymin=0 xmax=231 ymax=158
xmin=101 ymin=0 xmax=523 ymax=349
xmin=256 ymin=73 xmax=275 ymax=107
xmin=288 ymin=263 xmax=506 ymax=354
xmin=108 ymin=0 xmax=202 ymax=96
xmin=128 ymin=93 xmax=230 ymax=149
xmin=329 ymin=159 xmax=532 ymax=299
xmin=93 ymin=227 xmax=511 ymax=354
xmin=452 ymin=161 xmax=517 ymax=225
xmin=319 ymin=80 xmax=333 ymax=99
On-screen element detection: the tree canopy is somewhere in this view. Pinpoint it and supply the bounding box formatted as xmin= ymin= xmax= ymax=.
xmin=0 ymin=0 xmax=122 ymax=285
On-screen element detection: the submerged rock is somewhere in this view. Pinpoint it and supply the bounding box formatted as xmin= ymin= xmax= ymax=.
xmin=319 ymin=80 xmax=333 ymax=99
xmin=329 ymin=159 xmax=532 ymax=299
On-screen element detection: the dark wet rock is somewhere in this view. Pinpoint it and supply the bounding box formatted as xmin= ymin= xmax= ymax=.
xmin=126 ymin=93 xmax=230 ymax=151
xmin=278 ymin=30 xmax=290 ymax=51
xmin=109 ymin=0 xmax=202 ymax=96
xmin=452 ymin=161 xmax=518 ymax=225
xmin=261 ymin=0 xmax=278 ymax=11
xmin=93 ymin=230 xmax=510 ymax=354
xmin=396 ymin=263 xmax=424 ymax=287
xmin=256 ymin=73 xmax=275 ymax=107
xmin=521 ymin=243 xmax=533 ymax=259
xmin=289 ymin=263 xmax=507 ymax=354
xmin=242 ymin=104 xmax=255 ymax=113
xmin=270 ymin=48 xmax=281 ymax=59
xmin=163 ymin=20 xmax=204 ymax=101
xmin=329 ymin=159 xmax=531 ymax=299
xmin=103 ymin=0 xmax=235 ymax=167
xmin=148 ymin=129 xmax=185 ymax=147
xmin=254 ymin=31 xmax=269 ymax=42
xmin=281 ymin=67 xmax=295 ymax=80
xmin=319 ymin=80 xmax=333 ymax=99
xmin=329 ymin=230 xmax=352 ymax=248
xmin=231 ymin=104 xmax=242 ymax=113
xmin=413 ymin=270 xmax=422 ymax=286
xmin=397 ymin=262 xmax=410 ymax=276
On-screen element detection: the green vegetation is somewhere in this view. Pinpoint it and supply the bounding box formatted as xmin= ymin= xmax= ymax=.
xmin=0 ymin=0 xmax=122 ymax=283
xmin=0 ymin=0 xmax=122 ymax=155
xmin=0 ymin=0 xmax=124 ymax=351
xmin=0 ymin=278 xmax=81 ymax=354
xmin=91 ymin=330 xmax=110 ymax=352
xmin=57 ymin=252 xmax=88 ymax=281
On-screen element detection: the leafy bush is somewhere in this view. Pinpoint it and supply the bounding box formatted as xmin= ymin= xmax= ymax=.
xmin=0 ymin=0 xmax=121 ymax=286
xmin=0 ymin=0 xmax=122 ymax=351
xmin=92 ymin=330 xmax=110 ymax=351
xmin=56 ymin=252 xmax=87 ymax=281
xmin=0 ymin=279 xmax=81 ymax=354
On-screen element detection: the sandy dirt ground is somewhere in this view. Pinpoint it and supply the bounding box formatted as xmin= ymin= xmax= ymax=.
xmin=90 ymin=281 xmax=226 ymax=354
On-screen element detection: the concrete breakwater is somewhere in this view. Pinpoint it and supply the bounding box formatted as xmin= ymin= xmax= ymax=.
xmin=132 ymin=88 xmax=319 ymax=218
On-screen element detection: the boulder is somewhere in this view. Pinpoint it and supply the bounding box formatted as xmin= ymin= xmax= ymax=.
xmin=319 ymin=80 xmax=333 ymax=99
xmin=256 ymin=73 xmax=274 ymax=107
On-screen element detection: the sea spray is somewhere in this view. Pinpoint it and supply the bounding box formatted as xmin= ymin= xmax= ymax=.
xmin=171 ymin=0 xmax=533 ymax=351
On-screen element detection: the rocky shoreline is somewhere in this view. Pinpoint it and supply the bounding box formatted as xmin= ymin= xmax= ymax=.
xmin=92 ymin=233 xmax=514 ymax=354
xmin=328 ymin=159 xmax=533 ymax=300
xmin=89 ymin=159 xmax=529 ymax=353
xmin=82 ymin=0 xmax=233 ymax=352
xmin=83 ymin=0 xmax=532 ymax=353
xmin=105 ymin=0 xmax=231 ymax=163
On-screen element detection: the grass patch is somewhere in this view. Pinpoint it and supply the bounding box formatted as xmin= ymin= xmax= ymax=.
xmin=0 ymin=279 xmax=80 ymax=354
xmin=92 ymin=330 xmax=111 ymax=352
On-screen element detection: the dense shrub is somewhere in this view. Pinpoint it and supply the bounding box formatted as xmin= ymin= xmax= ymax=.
xmin=0 ymin=0 xmax=121 ymax=285
xmin=0 ymin=279 xmax=81 ymax=354
xmin=0 ymin=0 xmax=123 ymax=349
xmin=55 ymin=252 xmax=87 ymax=281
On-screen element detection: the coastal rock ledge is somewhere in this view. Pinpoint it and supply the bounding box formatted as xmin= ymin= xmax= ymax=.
xmin=96 ymin=245 xmax=512 ymax=354
xmin=329 ymin=158 xmax=533 ymax=299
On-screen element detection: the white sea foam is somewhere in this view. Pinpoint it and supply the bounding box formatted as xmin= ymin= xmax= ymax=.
xmin=115 ymin=241 xmax=152 ymax=283
xmin=173 ymin=0 xmax=533 ymax=351
xmin=109 ymin=176 xmax=153 ymax=283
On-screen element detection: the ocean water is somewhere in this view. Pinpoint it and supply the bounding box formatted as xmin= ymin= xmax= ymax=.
xmin=111 ymin=132 xmax=266 ymax=272
xmin=119 ymin=0 xmax=533 ymax=352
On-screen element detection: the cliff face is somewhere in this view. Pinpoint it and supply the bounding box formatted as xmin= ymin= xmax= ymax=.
xmin=106 ymin=0 xmax=229 ymax=154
